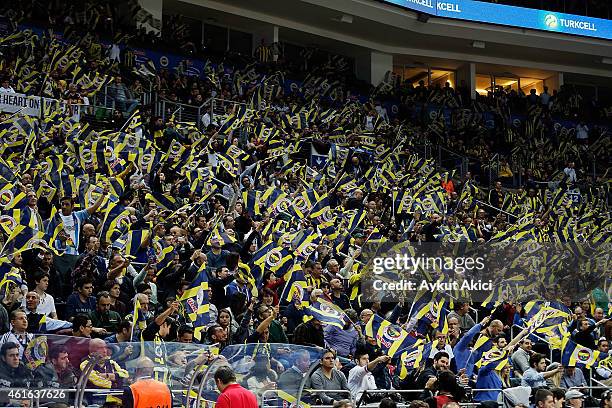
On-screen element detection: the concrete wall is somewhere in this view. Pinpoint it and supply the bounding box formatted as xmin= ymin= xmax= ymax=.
xmin=138 ymin=0 xmax=163 ymax=36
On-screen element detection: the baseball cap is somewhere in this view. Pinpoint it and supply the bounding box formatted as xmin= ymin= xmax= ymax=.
xmin=565 ymin=390 xmax=584 ymax=400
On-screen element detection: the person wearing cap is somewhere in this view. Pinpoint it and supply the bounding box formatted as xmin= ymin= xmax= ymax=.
xmin=122 ymin=357 xmax=172 ymax=408
xmin=565 ymin=389 xmax=585 ymax=408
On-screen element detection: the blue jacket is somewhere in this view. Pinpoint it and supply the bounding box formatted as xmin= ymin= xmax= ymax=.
xmin=474 ymin=364 xmax=502 ymax=402
xmin=453 ymin=323 xmax=482 ymax=372
xmin=324 ymin=325 xmax=358 ymax=357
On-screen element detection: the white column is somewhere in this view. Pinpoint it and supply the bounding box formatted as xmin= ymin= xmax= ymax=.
xmin=355 ymin=51 xmax=393 ymax=86
xmin=370 ymin=52 xmax=393 ymax=86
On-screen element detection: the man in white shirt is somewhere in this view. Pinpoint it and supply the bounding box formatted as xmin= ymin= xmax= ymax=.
xmin=563 ymin=161 xmax=577 ymax=184
xmin=347 ymin=351 xmax=391 ymax=402
xmin=374 ymin=101 xmax=389 ymax=123
xmin=428 ymin=331 xmax=455 ymax=363
xmin=0 ymin=79 xmax=15 ymax=93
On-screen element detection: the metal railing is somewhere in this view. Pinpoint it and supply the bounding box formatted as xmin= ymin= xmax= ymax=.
xmin=437 ymin=144 xmax=470 ymax=179
xmin=488 ymin=153 xmax=500 ymax=187
xmin=155 ymin=98 xmax=210 ymax=129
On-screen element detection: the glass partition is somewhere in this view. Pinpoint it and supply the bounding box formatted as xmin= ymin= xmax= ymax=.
xmin=197 ymin=344 xmax=328 ymax=408
xmin=0 ymin=334 xmax=217 ymax=407
xmin=1 ymin=337 xmax=344 ymax=407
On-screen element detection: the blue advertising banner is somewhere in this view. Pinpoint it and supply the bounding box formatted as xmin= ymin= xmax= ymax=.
xmin=382 ymin=0 xmax=438 ymax=15
xmin=382 ymin=0 xmax=612 ymax=40
xmin=435 ymin=0 xmax=612 ymax=40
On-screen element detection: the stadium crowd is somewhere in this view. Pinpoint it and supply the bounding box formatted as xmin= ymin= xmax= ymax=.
xmin=0 ymin=1 xmax=610 ymax=408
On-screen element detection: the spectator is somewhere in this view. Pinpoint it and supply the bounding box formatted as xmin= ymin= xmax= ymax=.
xmin=565 ymin=390 xmax=585 ymax=408
xmin=80 ymin=339 xmax=129 ymax=405
xmin=105 ymin=320 xmax=133 ymax=344
xmin=310 ymin=349 xmax=350 ymax=405
xmin=324 ymin=311 xmax=358 ymax=358
xmin=0 ymin=310 xmax=34 ymax=359
xmin=0 ymin=342 xmax=33 ymax=387
xmin=214 ymin=366 xmax=258 ymax=408
xmin=534 ymin=389 xmax=555 ymax=408
xmin=551 ymin=388 xmax=565 ymax=408
xmin=447 ymin=303 xmax=476 ymax=332
xmin=108 ymin=75 xmax=139 ymax=114
xmin=511 ymin=337 xmax=533 ymax=376
xmin=420 ymin=371 xmax=466 ymax=408
xmin=575 ymin=122 xmax=589 ymax=145
xmin=89 ymin=291 xmax=122 ymax=335
xmin=294 ymin=317 xmax=325 ymax=348
xmin=347 ymin=350 xmax=391 ymax=402
xmin=563 ymin=161 xmax=577 ymax=184
xmin=243 ymin=354 xmax=278 ymax=397
xmin=521 ymin=353 xmax=563 ymax=388
xmin=47 ymin=190 xmax=107 ymax=277
xmin=277 ymin=349 xmax=312 ymax=393
xmin=329 ymin=279 xmax=351 ymax=310
xmin=417 ymin=351 xmax=450 ymax=389
xmin=0 ymin=79 xmax=15 ymax=93
xmin=65 ymin=276 xmax=97 ymax=321
xmin=36 ymin=346 xmax=77 ymax=388
xmin=30 ymin=271 xmax=57 ymax=318
xmin=177 ymin=325 xmax=194 ymax=343
xmin=560 ymin=364 xmax=587 ymax=390
xmin=72 ymin=314 xmax=94 ymax=338
xmin=600 ymin=390 xmax=612 ymax=408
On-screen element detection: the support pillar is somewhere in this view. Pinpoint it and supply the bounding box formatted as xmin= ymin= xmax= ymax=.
xmin=355 ymin=51 xmax=393 ymax=86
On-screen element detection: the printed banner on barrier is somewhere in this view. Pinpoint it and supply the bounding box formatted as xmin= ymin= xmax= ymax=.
xmin=0 ymin=91 xmax=80 ymax=121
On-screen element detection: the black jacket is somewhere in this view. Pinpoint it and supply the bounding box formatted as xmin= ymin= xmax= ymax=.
xmin=0 ymin=360 xmax=34 ymax=388
xmin=293 ymin=320 xmax=324 ymax=348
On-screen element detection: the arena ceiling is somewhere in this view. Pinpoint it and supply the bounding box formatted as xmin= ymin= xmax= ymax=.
xmin=165 ymin=0 xmax=612 ymax=77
